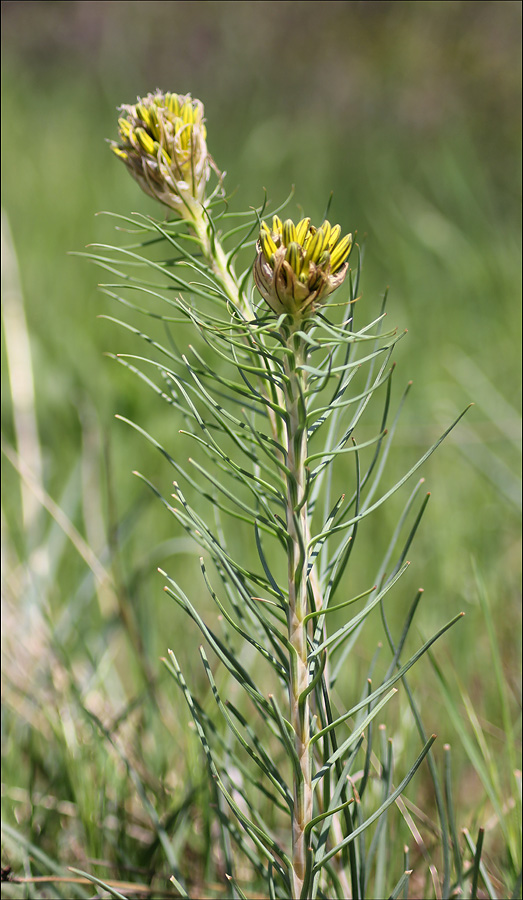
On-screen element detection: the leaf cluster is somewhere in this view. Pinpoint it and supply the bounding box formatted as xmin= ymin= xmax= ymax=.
xmin=78 ymin=205 xmax=473 ymax=898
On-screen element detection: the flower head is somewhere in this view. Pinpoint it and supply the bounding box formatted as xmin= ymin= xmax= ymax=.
xmin=110 ymin=91 xmax=211 ymax=216
xmin=253 ymin=216 xmax=352 ymax=318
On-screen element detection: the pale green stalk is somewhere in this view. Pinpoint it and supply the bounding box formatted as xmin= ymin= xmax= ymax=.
xmin=195 ymin=209 xmax=316 ymax=896
xmin=191 ymin=208 xmax=255 ymax=319
xmin=282 ymin=323 xmax=313 ymax=899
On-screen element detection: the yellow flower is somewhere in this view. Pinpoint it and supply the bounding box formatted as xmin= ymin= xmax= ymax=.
xmin=110 ymin=91 xmax=212 ymax=217
xmin=253 ymin=216 xmax=352 ymax=318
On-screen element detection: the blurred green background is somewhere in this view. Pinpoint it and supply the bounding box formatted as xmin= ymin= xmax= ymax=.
xmin=1 ymin=1 xmax=521 ymax=895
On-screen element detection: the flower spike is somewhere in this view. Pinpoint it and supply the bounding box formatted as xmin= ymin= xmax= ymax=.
xmin=253 ymin=216 xmax=352 ymax=319
xmin=110 ymin=90 xmax=213 ymax=219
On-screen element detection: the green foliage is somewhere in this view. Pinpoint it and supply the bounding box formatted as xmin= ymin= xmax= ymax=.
xmin=1 ymin=3 xmax=521 ymax=898
xmin=46 ymin=181 xmax=499 ymax=897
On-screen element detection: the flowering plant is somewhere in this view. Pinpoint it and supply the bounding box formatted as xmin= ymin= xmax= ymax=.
xmin=84 ymin=90 xmax=469 ymax=900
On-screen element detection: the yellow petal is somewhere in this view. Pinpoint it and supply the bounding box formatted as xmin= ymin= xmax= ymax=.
xmin=167 ymin=93 xmax=181 ymax=116
xmin=118 ymin=118 xmax=132 ymax=139
xmin=328 ymin=224 xmax=341 ymax=248
xmin=147 ymin=104 xmax=160 ymax=139
xmin=136 ymin=104 xmax=151 ymax=127
xmin=181 ymin=101 xmax=193 ymax=125
xmin=135 ymin=127 xmax=156 ymax=154
xmin=282 ymin=219 xmax=297 ymax=246
xmin=285 ymin=241 xmax=303 ymax=275
xmin=321 ymin=220 xmax=332 ymax=244
xmin=260 ymin=227 xmax=278 ymax=262
xmin=330 ymin=233 xmax=353 ymax=271
xmin=304 ymin=228 xmax=327 ymax=265
xmin=296 ymin=217 xmax=311 ymax=245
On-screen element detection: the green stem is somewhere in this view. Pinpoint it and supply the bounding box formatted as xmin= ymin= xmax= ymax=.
xmin=191 ymin=207 xmax=287 ymax=448
xmin=283 ymin=322 xmax=313 ymax=899
xmin=191 ymin=208 xmax=255 ymax=319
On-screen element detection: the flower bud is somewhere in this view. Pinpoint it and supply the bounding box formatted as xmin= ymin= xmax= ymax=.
xmin=110 ymin=91 xmax=212 ymax=218
xmin=253 ymin=216 xmax=352 ymax=318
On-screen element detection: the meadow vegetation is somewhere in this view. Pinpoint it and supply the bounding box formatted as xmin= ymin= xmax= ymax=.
xmin=1 ymin=3 xmax=521 ymax=897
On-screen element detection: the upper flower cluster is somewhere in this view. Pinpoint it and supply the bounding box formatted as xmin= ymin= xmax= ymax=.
xmin=253 ymin=216 xmax=352 ymax=318
xmin=110 ymin=91 xmax=211 ymax=216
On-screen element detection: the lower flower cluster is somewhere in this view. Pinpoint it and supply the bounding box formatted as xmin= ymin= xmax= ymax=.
xmin=254 ymin=216 xmax=353 ymax=318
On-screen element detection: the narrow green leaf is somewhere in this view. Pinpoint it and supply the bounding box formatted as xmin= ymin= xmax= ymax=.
xmin=345 ymin=611 xmax=464 ymax=719
xmin=0 ymin=823 xmax=91 ymax=899
xmin=463 ymin=828 xmax=497 ymax=900
xmin=303 ymin=584 xmax=375 ymax=624
xmin=311 ymin=405 xmax=472 ymax=548
xmin=387 ymin=870 xmax=413 ymax=900
xmin=510 ymin=871 xmax=523 ymax=900
xmin=169 ymin=874 xmax=192 ymax=899
xmin=314 ymin=734 xmax=437 ymax=869
xmin=161 ymin=573 xmax=274 ymax=715
xmin=199 ymin=646 xmax=291 ymax=809
xmin=304 ymin=798 xmax=355 ymax=840
xmin=308 ymin=563 xmax=410 ymax=660
xmin=165 ymin=651 xmax=290 ymax=870
xmin=469 ymin=827 xmax=485 ymax=900
xmin=225 ymin=873 xmax=249 ymax=900
xmin=311 ymin=687 xmax=397 ymax=761
xmin=200 ymin=560 xmax=288 ymax=676
xmin=67 ymin=868 xmax=130 ymax=900
xmin=444 ymin=744 xmax=463 ymax=891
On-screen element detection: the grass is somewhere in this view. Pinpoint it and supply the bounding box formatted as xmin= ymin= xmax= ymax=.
xmin=1 ymin=2 xmax=521 ymax=897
